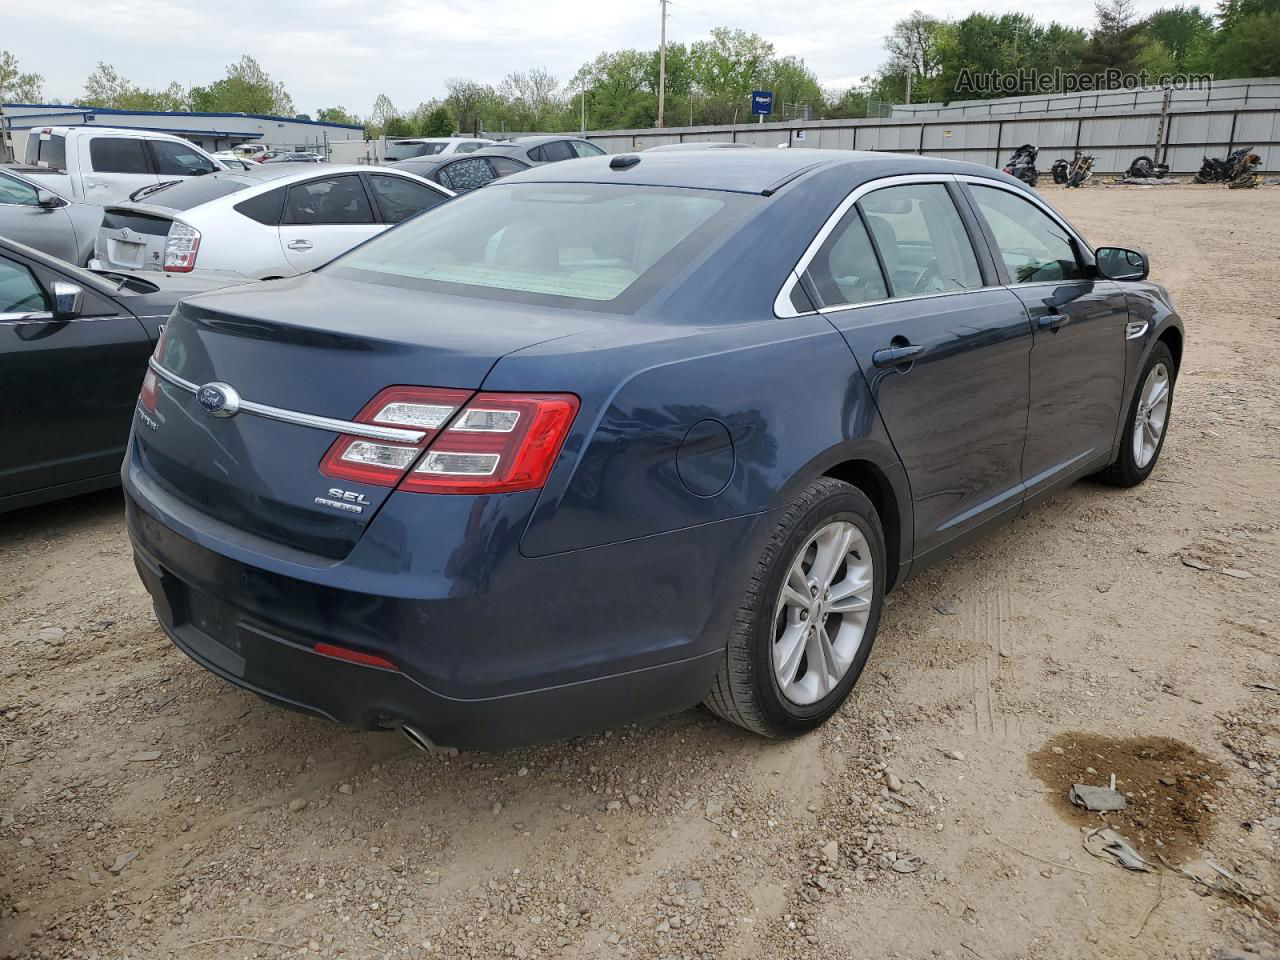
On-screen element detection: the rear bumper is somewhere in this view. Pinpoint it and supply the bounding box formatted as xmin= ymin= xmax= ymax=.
xmin=124 ymin=455 xmax=765 ymax=750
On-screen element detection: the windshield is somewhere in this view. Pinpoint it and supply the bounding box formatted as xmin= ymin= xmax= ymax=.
xmin=385 ymin=141 xmax=447 ymax=161
xmin=138 ymin=175 xmax=251 ymax=210
xmin=328 ymin=182 xmax=756 ymax=312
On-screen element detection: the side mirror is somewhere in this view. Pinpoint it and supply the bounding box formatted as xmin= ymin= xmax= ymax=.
xmin=1095 ymin=246 xmax=1149 ymax=282
xmin=36 ymin=189 xmax=64 ymax=210
xmin=51 ymin=281 xmax=84 ymax=320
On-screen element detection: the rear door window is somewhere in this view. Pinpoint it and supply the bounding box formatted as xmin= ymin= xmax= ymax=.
xmin=149 ymin=140 xmax=219 ymax=177
xmin=489 ymin=157 xmax=528 ymax=177
xmin=967 ymin=185 xmax=1085 ymax=283
xmin=438 ymin=158 xmax=496 ymax=192
xmin=366 ymin=174 xmax=447 ymax=223
xmin=571 ymin=141 xmax=605 ymax=158
xmin=857 ymin=184 xmax=982 ymax=297
xmin=804 ymin=208 xmax=889 ymax=308
xmin=0 ymin=256 xmax=47 ymax=314
xmin=540 ymin=140 xmax=575 ymax=162
xmin=89 ymin=137 xmax=151 ymax=174
xmin=283 ymin=176 xmax=375 ymax=225
xmin=234 ymin=187 xmax=287 ymax=225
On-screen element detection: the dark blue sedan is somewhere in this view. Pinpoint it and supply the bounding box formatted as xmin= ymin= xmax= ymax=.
xmin=124 ymin=149 xmax=1183 ymax=750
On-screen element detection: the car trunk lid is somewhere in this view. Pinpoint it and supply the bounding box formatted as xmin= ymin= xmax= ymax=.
xmin=135 ymin=272 xmax=598 ymax=558
xmin=98 ymin=205 xmax=175 ymax=272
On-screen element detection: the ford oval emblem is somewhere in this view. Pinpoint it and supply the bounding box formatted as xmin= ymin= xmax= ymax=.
xmin=196 ymin=382 xmax=240 ymax=418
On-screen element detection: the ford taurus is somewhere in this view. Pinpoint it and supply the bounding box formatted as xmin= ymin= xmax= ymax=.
xmin=124 ymin=149 xmax=1183 ymax=750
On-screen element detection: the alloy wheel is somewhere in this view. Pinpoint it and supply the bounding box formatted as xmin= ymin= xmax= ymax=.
xmin=1133 ymin=362 xmax=1171 ymax=469
xmin=771 ymin=520 xmax=875 ymax=706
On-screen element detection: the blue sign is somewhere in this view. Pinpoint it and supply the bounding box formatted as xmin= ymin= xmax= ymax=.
xmin=751 ymin=91 xmax=774 ymax=116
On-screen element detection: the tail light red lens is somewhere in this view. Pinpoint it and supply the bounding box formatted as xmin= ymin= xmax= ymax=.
xmin=138 ymin=327 xmax=168 ymax=412
xmin=319 ymin=386 xmax=473 ymax=486
xmin=318 ymin=387 xmax=578 ymax=495
xmin=313 ymin=642 xmax=398 ymax=670
xmin=163 ymin=222 xmax=201 ymax=273
xmin=400 ymin=393 xmax=579 ymax=494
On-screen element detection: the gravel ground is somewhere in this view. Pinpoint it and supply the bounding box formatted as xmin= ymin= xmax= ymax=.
xmin=2 ymin=184 xmax=1278 ymax=960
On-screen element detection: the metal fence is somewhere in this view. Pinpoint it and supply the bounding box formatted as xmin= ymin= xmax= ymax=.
xmin=578 ymin=101 xmax=1279 ymax=174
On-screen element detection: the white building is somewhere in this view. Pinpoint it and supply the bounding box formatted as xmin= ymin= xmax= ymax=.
xmin=1 ymin=103 xmax=364 ymax=157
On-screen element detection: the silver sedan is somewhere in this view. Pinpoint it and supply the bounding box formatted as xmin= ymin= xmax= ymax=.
xmin=0 ymin=168 xmax=103 ymax=266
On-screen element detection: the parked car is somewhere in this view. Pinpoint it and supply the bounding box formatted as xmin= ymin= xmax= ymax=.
xmin=124 ymin=150 xmax=1182 ymax=751
xmin=0 ymin=167 xmax=103 ymax=265
xmin=233 ymin=144 xmax=270 ymax=163
xmin=264 ymin=152 xmax=324 ymax=164
xmin=485 ymin=135 xmax=605 ymax=164
xmin=9 ymin=126 xmax=223 ymax=205
xmin=646 ymin=141 xmax=755 ymax=151
xmin=388 ymin=149 xmax=530 ymax=193
xmin=0 ymin=236 xmax=230 ymax=513
xmin=383 ymin=138 xmax=496 ymax=162
xmin=92 ymin=164 xmax=452 ymax=282
xmin=212 ymin=152 xmax=256 ymax=171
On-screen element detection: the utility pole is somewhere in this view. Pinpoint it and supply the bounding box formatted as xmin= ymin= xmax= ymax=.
xmin=657 ymin=0 xmax=669 ymax=127
xmin=581 ymin=81 xmax=587 ymax=136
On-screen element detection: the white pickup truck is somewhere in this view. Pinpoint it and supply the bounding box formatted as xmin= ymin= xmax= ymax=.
xmin=10 ymin=126 xmax=225 ymax=205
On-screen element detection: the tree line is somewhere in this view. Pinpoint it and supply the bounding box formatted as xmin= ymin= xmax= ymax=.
xmin=1 ymin=0 xmax=1275 ymax=138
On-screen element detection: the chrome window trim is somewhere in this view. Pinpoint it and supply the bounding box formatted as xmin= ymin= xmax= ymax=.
xmin=953 ymin=175 xmax=1094 ymax=263
xmin=775 ymin=172 xmax=1096 ymax=319
xmin=776 ymin=173 xmax=1012 ymax=319
xmin=147 ymin=358 xmax=427 ymax=444
xmin=0 ymin=311 xmax=54 ymax=323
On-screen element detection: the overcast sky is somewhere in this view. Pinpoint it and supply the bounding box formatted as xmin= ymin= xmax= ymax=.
xmin=6 ymin=0 xmax=1175 ymax=116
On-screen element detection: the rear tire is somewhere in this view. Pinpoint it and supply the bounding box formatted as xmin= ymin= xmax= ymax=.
xmin=1094 ymin=342 xmax=1176 ymax=487
xmin=704 ymin=477 xmax=886 ymax=738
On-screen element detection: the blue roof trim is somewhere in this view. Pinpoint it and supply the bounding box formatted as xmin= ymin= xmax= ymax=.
xmin=8 ymin=122 xmax=262 ymax=138
xmin=2 ymin=102 xmax=364 ymax=130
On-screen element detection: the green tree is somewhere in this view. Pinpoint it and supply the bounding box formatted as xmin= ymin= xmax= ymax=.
xmin=316 ymin=106 xmax=360 ymax=125
xmin=79 ymin=63 xmax=189 ymax=111
xmin=690 ymin=28 xmax=775 ymax=120
xmin=421 ymin=105 xmax=456 ymax=137
xmin=382 ymin=115 xmax=412 ymax=138
xmin=0 ymin=50 xmax=44 ymax=102
xmin=1213 ymin=10 xmax=1280 ymax=74
xmin=572 ymin=49 xmax=655 ymax=129
xmin=190 ymin=55 xmax=293 ymax=116
xmin=1138 ymin=5 xmax=1216 ymax=69
xmin=1083 ymin=0 xmax=1144 ymax=73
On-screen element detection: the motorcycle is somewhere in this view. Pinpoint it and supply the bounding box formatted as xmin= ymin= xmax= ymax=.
xmin=1127 ymin=155 xmax=1170 ymax=179
xmin=1065 ymin=152 xmax=1094 ymax=188
xmin=1194 ymin=146 xmax=1257 ymax=184
xmin=1003 ymin=144 xmax=1039 ymax=187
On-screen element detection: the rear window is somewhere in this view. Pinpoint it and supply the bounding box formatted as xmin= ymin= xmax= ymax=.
xmin=327 ymin=182 xmax=757 ymax=312
xmin=385 ymin=141 xmax=447 ymax=161
xmin=24 ymin=132 xmax=67 ymax=169
xmin=139 ymin=175 xmax=250 ymax=210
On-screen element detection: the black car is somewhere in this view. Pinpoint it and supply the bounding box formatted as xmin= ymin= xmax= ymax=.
xmin=388 ymin=149 xmax=531 ymax=193
xmin=0 ymin=237 xmax=224 ymax=512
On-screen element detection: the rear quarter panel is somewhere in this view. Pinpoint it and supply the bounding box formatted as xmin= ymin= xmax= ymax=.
xmin=482 ymin=317 xmax=903 ymax=559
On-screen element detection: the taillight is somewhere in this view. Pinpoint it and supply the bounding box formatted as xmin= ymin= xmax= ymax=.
xmin=400 ymin=392 xmax=579 ymax=494
xmin=138 ymin=327 xmax=168 ymax=411
xmin=318 ymin=387 xmax=578 ymax=495
xmin=163 ymin=222 xmax=200 ymax=273
xmin=319 ymin=386 xmax=473 ymax=486
xmin=139 ymin=369 xmax=159 ymax=411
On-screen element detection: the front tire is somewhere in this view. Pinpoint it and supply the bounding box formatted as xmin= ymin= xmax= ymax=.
xmin=1095 ymin=342 xmax=1176 ymax=487
xmin=704 ymin=477 xmax=886 ymax=738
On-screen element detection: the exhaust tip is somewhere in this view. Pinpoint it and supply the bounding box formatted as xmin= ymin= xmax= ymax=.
xmin=400 ymin=724 xmax=459 ymax=757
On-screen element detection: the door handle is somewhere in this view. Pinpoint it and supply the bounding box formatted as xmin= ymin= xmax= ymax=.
xmin=286 ymin=239 xmax=314 ymax=251
xmin=1038 ymin=312 xmax=1067 ymax=331
xmin=872 ymin=343 xmax=926 ymax=369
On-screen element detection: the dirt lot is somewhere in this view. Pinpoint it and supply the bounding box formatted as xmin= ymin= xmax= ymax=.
xmin=2 ymin=185 xmax=1279 ymax=960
